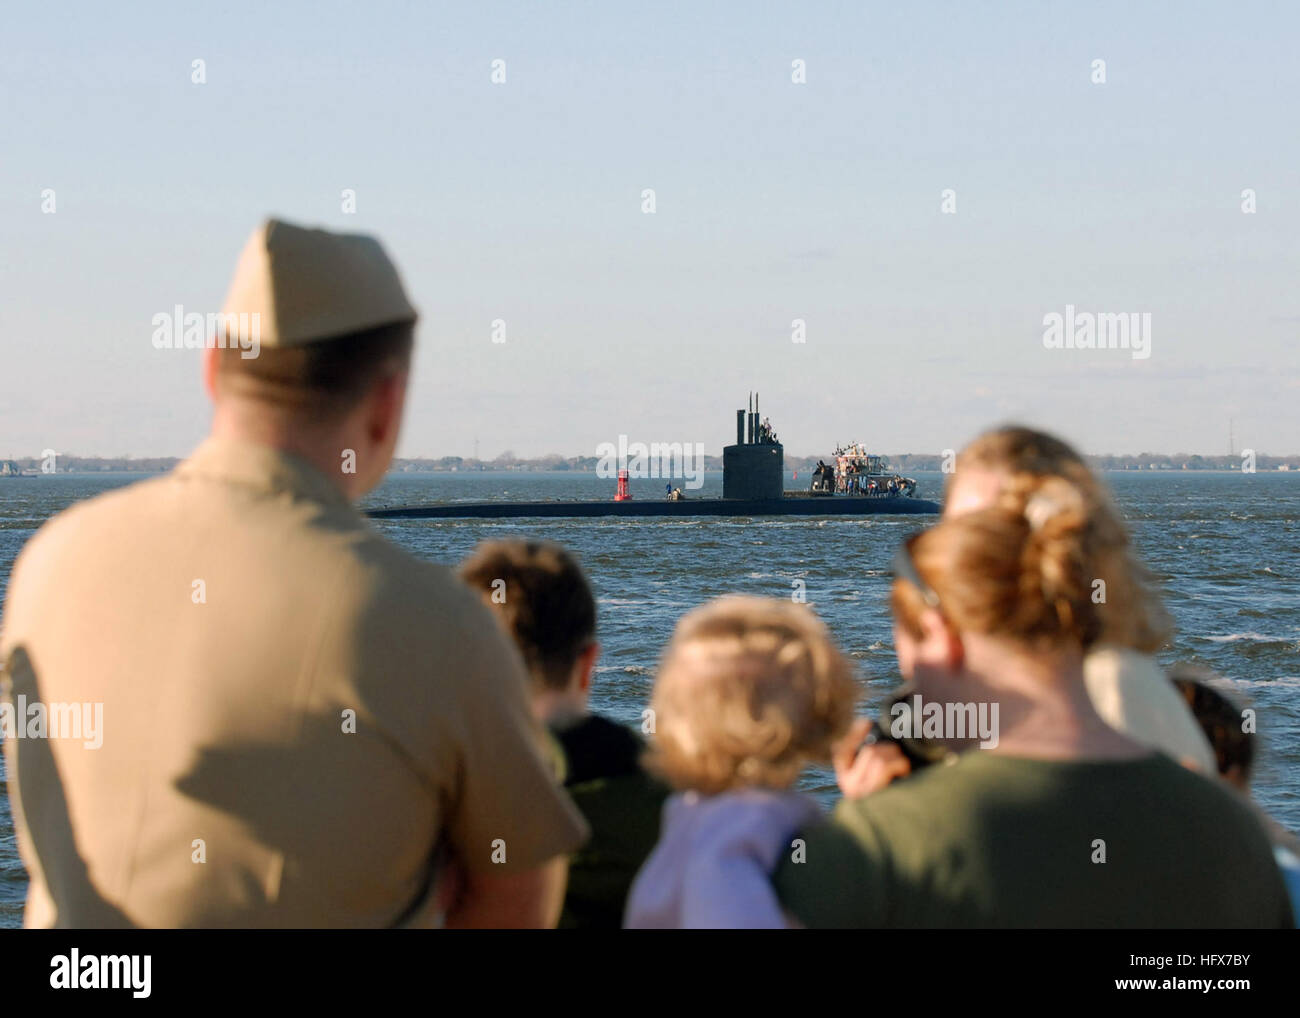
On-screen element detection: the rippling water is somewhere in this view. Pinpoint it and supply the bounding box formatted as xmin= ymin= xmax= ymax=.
xmin=2 ymin=468 xmax=1297 ymax=927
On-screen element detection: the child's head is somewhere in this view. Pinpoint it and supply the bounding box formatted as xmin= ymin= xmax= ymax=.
xmin=645 ymin=597 xmax=858 ymax=795
xmin=457 ymin=539 xmax=598 ymax=721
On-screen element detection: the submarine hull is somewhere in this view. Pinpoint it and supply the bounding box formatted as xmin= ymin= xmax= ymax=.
xmin=369 ymin=493 xmax=941 ymax=520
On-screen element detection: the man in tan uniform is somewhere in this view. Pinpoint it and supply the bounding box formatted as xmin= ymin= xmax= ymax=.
xmin=0 ymin=218 xmax=587 ymax=927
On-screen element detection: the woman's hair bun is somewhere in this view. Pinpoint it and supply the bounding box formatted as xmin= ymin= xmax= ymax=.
xmin=1017 ymin=477 xmax=1097 ymax=644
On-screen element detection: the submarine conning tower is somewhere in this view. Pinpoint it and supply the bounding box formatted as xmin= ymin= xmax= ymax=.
xmin=723 ymin=392 xmax=784 ymax=500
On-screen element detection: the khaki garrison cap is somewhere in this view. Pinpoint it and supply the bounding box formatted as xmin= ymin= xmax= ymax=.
xmin=220 ymin=218 xmax=418 ymax=347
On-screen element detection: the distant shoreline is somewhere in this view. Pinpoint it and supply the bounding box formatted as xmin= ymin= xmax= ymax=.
xmin=3 ymin=455 xmax=1297 ymax=476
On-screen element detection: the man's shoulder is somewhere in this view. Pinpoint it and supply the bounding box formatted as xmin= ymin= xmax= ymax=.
xmin=335 ymin=536 xmax=533 ymax=711
xmin=12 ymin=474 xmax=174 ymax=575
xmin=343 ymin=533 xmax=488 ymax=629
xmin=18 ymin=471 xmax=489 ymax=644
xmin=49 ymin=471 xmax=172 ymax=527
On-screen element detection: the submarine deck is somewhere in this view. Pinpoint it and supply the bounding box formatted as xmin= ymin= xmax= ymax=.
xmin=368 ymin=492 xmax=941 ymax=520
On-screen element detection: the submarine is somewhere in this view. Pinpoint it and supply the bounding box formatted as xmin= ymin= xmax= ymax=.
xmin=368 ymin=395 xmax=942 ymax=521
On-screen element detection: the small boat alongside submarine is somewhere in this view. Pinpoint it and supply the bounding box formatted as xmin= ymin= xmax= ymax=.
xmin=368 ymin=396 xmax=941 ymax=521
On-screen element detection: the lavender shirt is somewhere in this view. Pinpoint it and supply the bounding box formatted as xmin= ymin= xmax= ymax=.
xmin=624 ymin=787 xmax=823 ymax=929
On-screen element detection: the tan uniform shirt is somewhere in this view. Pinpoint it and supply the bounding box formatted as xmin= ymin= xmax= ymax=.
xmin=0 ymin=437 xmax=587 ymax=927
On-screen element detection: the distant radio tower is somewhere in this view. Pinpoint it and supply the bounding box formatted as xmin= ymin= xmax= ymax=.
xmin=474 ymin=437 xmax=479 ymax=461
xmin=1229 ymin=418 xmax=1235 ymax=456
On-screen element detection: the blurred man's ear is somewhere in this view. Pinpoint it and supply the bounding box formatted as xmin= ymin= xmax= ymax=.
xmin=366 ymin=367 xmax=408 ymax=448
xmin=343 ymin=366 xmax=410 ymax=497
xmin=574 ymin=642 xmax=599 ymax=694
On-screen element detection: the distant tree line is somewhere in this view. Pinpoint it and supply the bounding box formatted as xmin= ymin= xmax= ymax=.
xmin=878 ymin=452 xmax=1300 ymax=472
xmin=1 ymin=456 xmax=180 ymax=474
xmin=3 ymin=451 xmax=1297 ymax=475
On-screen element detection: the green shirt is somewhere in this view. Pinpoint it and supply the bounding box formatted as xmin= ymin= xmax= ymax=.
xmin=548 ymin=714 xmax=668 ymax=929
xmin=774 ymin=751 xmax=1294 ymax=928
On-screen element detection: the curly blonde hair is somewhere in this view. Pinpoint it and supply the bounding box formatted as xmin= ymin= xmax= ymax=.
xmin=644 ymin=597 xmax=858 ymax=795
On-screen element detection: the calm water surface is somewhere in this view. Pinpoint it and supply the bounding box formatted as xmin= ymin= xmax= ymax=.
xmin=2 ymin=469 xmax=1297 ymax=926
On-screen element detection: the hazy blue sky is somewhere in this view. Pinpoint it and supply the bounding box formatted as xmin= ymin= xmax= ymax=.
xmin=2 ymin=1 xmax=1297 ymax=460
